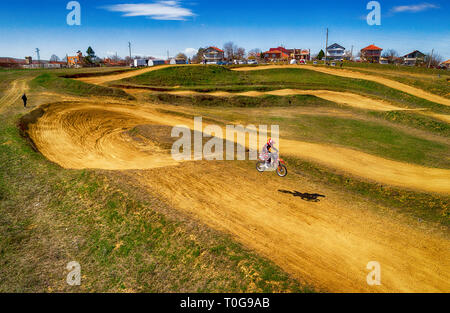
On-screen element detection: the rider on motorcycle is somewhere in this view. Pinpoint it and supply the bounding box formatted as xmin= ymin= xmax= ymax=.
xmin=262 ymin=138 xmax=278 ymax=168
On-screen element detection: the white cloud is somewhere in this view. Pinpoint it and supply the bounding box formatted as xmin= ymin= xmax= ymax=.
xmin=391 ymin=3 xmax=439 ymax=13
xmin=184 ymin=48 xmax=197 ymax=56
xmin=104 ymin=1 xmax=195 ymax=21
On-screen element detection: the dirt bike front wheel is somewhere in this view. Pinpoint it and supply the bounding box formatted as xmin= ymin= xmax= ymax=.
xmin=277 ymin=164 xmax=288 ymax=177
xmin=256 ymin=161 xmax=266 ymax=173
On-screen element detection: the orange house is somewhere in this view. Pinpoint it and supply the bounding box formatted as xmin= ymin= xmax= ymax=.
xmin=67 ymin=51 xmax=83 ymax=67
xmin=360 ymin=44 xmax=383 ymax=63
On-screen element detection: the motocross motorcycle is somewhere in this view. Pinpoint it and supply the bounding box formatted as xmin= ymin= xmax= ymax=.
xmin=256 ymin=152 xmax=288 ymax=177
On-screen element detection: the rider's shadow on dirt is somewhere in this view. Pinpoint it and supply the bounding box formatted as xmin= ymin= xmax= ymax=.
xmin=278 ymin=190 xmax=326 ymax=202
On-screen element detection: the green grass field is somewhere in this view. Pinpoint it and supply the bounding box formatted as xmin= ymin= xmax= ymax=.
xmin=121 ymin=66 xmax=450 ymax=114
xmin=30 ymin=73 xmax=133 ymax=99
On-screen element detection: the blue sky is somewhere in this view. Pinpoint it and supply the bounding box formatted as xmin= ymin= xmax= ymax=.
xmin=0 ymin=0 xmax=449 ymax=60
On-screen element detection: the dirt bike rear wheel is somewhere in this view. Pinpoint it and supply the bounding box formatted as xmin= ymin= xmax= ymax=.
xmin=277 ymin=164 xmax=288 ymax=177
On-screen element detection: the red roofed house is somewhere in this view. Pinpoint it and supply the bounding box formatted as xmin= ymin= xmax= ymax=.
xmin=360 ymin=44 xmax=383 ymax=63
xmin=263 ymin=47 xmax=290 ymax=62
xmin=263 ymin=46 xmax=310 ymax=62
xmin=203 ymin=47 xmax=225 ymax=64
xmin=440 ymin=60 xmax=450 ymax=69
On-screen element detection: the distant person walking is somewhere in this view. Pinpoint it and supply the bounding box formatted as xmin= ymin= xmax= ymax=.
xmin=22 ymin=93 xmax=27 ymax=108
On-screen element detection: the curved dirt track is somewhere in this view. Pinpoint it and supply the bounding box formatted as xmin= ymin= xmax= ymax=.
xmin=233 ymin=65 xmax=450 ymax=107
xmin=30 ymin=102 xmax=450 ymax=192
xmin=27 ymin=101 xmax=450 ymax=292
xmin=28 ymin=102 xmax=183 ymax=170
xmin=168 ymin=89 xmax=412 ymax=111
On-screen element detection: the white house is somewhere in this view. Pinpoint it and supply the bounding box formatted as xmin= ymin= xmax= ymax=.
xmin=203 ymin=47 xmax=225 ymax=64
xmin=326 ymin=43 xmax=345 ymax=61
xmin=402 ymin=50 xmax=425 ymax=66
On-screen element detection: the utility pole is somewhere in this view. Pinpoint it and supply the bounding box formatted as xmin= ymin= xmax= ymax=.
xmin=325 ymin=28 xmax=329 ymax=64
xmin=128 ymin=42 xmax=132 ymax=63
xmin=35 ymin=48 xmax=41 ymax=68
xmin=351 ymin=45 xmax=354 ymax=61
xmin=428 ymin=49 xmax=434 ymax=68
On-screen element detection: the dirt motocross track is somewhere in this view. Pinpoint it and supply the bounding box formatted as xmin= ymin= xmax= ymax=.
xmin=24 ymin=66 xmax=450 ymax=292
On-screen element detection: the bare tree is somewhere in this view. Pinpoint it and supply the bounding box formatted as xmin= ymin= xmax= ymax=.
xmin=223 ymin=42 xmax=236 ymax=60
xmin=425 ymin=52 xmax=443 ymax=67
xmin=248 ymin=48 xmax=261 ymax=60
xmin=124 ymin=56 xmax=132 ymax=64
xmin=235 ymin=47 xmax=246 ymax=60
xmin=382 ymin=49 xmax=399 ymax=63
xmin=344 ymin=50 xmax=353 ymax=60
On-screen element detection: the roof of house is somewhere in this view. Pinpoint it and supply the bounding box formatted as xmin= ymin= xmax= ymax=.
xmin=327 ymin=43 xmax=345 ymax=50
xmin=361 ymin=44 xmax=383 ymax=51
xmin=403 ymin=50 xmax=425 ymax=58
xmin=269 ymin=47 xmax=290 ymax=54
xmin=442 ymin=60 xmax=450 ymax=64
xmin=263 ymin=50 xmax=289 ymax=58
xmin=0 ymin=57 xmax=26 ymax=64
xmin=207 ymin=46 xmax=224 ymax=53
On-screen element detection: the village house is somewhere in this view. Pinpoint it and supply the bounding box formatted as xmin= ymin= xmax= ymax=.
xmin=263 ymin=48 xmax=289 ymax=62
xmin=440 ymin=60 xmax=450 ymax=69
xmin=402 ymin=50 xmax=425 ymax=66
xmin=360 ymin=44 xmax=383 ymax=63
xmin=290 ymin=49 xmax=311 ymax=61
xmin=263 ymin=46 xmax=310 ymax=62
xmin=67 ymin=51 xmax=83 ymax=68
xmin=326 ymin=43 xmax=345 ymax=61
xmin=203 ymin=47 xmax=225 ymax=64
